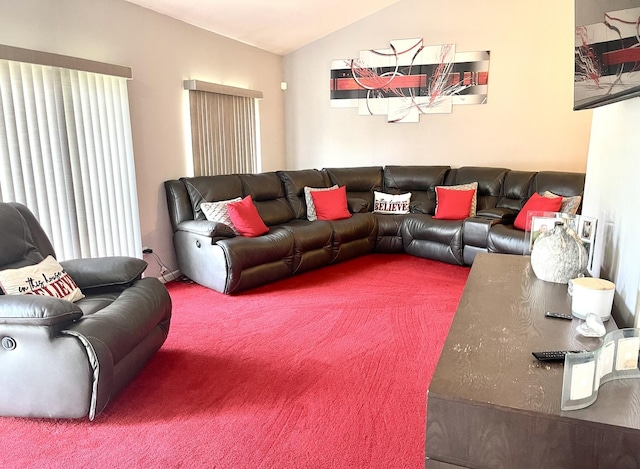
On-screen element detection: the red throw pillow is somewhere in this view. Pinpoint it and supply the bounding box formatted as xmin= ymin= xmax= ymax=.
xmin=226 ymin=195 xmax=269 ymax=237
xmin=513 ymin=192 xmax=563 ymax=231
xmin=433 ymin=187 xmax=476 ymax=220
xmin=310 ymin=186 xmax=352 ymax=221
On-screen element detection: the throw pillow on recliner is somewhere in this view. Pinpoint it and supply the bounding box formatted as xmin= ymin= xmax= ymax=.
xmin=0 ymin=255 xmax=84 ymax=302
xmin=304 ymin=185 xmax=338 ymax=221
xmin=542 ymin=191 xmax=581 ymax=215
xmin=200 ymin=197 xmax=242 ymax=234
xmin=309 ymin=186 xmax=352 ymax=221
xmin=433 ymin=187 xmax=476 ymax=220
xmin=227 ymin=195 xmax=270 ymax=237
xmin=373 ymin=191 xmax=411 ymax=214
xmin=435 ymin=182 xmax=479 ymax=217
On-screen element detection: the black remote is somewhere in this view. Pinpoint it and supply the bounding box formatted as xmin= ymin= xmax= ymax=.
xmin=545 ymin=312 xmax=573 ymax=320
xmin=532 ymin=350 xmax=586 ymax=362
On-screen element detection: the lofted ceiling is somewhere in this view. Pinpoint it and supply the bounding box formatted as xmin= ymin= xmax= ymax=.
xmin=122 ymin=0 xmax=401 ymax=55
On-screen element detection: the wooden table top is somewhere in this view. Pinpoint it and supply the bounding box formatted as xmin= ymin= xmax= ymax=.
xmin=429 ymin=253 xmax=640 ymax=431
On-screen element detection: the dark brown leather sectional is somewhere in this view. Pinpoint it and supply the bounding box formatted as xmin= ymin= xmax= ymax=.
xmin=165 ymin=166 xmax=585 ymax=294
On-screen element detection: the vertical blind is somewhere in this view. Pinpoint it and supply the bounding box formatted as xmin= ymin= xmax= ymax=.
xmin=186 ymin=80 xmax=261 ymax=176
xmin=0 ymin=58 xmax=141 ymax=260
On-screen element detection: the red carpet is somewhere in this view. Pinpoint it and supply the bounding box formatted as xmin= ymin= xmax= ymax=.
xmin=0 ymin=254 xmax=469 ymax=468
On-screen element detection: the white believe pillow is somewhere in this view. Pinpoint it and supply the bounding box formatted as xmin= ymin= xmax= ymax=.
xmin=304 ymin=185 xmax=338 ymax=221
xmin=0 ymin=255 xmax=84 ymax=302
xmin=373 ymin=191 xmax=411 ymax=214
xmin=201 ymin=197 xmax=242 ymax=234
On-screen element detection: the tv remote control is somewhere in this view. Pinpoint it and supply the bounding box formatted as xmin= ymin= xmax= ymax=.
xmin=545 ymin=312 xmax=573 ymax=320
xmin=532 ymin=350 xmax=586 ymax=362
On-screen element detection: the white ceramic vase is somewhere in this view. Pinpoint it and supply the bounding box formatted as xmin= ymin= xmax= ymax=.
xmin=530 ymin=222 xmax=588 ymax=284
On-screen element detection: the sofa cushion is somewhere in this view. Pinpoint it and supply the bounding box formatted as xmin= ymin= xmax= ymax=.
xmin=324 ymin=166 xmax=383 ymax=210
xmin=279 ymin=169 xmax=332 ymax=219
xmin=0 ymin=203 xmax=46 ymax=270
xmin=182 ymin=175 xmax=244 ymax=221
xmin=0 ymin=255 xmax=84 ymax=302
xmin=495 ymin=170 xmax=536 ymax=211
xmin=531 ymin=171 xmax=586 ymax=199
xmin=373 ymin=191 xmax=411 ymax=214
xmin=487 ymin=223 xmax=530 ymax=255
xmin=383 ymin=166 xmax=449 ymax=213
xmin=401 ymin=215 xmax=464 ymax=265
xmin=446 ymin=167 xmax=507 ymax=212
xmin=311 ymin=186 xmax=352 ymax=221
xmin=513 ymin=193 xmax=563 ymax=231
xmin=279 ymin=219 xmax=333 ymax=274
xmin=433 ymin=187 xmax=476 ymax=220
xmin=304 ymin=185 xmax=338 ymax=221
xmin=239 ymin=173 xmax=295 ymax=226
xmin=227 ymin=196 xmax=270 ymax=237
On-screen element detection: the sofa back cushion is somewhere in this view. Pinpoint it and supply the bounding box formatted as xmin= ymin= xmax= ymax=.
xmin=383 ymin=166 xmax=449 ymax=214
xmin=0 ymin=203 xmax=47 ymax=271
xmin=495 ymin=170 xmax=536 ymax=211
xmin=323 ymin=166 xmax=383 ymax=211
xmin=445 ymin=167 xmax=508 ymax=211
xmin=278 ymin=169 xmax=332 ymax=219
xmin=181 ymin=175 xmax=244 ymax=221
xmin=239 ymin=172 xmax=294 ymax=226
xmin=530 ymin=171 xmax=586 ymax=198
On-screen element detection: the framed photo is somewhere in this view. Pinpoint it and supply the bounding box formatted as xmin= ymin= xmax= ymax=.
xmin=577 ymin=215 xmax=598 ymax=270
xmin=527 ymin=211 xmax=579 ymax=254
xmin=529 ymin=214 xmax=559 ymax=251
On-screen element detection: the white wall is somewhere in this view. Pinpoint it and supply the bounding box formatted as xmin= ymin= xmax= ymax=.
xmin=283 ymin=0 xmax=593 ymax=172
xmin=582 ymin=98 xmax=640 ymax=327
xmin=0 ymin=0 xmax=286 ymax=277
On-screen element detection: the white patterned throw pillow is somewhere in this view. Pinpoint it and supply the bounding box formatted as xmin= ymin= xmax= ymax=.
xmin=0 ymin=255 xmax=84 ymax=302
xmin=201 ymin=197 xmax=242 ymax=233
xmin=304 ymin=185 xmax=338 ymax=221
xmin=373 ymin=191 xmax=411 ymax=214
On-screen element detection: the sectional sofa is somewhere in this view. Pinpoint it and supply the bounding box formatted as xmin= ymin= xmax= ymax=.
xmin=164 ymin=166 xmax=585 ymax=294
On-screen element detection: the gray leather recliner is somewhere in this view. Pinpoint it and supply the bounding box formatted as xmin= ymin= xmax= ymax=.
xmin=0 ymin=202 xmax=172 ymax=420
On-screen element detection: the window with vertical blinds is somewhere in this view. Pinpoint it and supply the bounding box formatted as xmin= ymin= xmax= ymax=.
xmin=184 ymin=80 xmax=262 ymax=176
xmin=0 ymin=46 xmax=140 ymax=260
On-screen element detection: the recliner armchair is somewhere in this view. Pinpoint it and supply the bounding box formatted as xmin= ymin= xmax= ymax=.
xmin=0 ymin=202 xmax=171 ymax=420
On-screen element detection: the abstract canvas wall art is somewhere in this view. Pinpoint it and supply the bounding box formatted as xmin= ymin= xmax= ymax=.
xmin=330 ymin=38 xmax=490 ymax=123
xmin=574 ymin=4 xmax=640 ymax=110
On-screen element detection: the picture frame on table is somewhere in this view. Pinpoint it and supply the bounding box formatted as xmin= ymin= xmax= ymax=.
xmin=577 ymin=215 xmax=598 ymax=270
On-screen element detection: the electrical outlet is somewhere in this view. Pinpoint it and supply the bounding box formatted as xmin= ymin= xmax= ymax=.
xmin=142 ymin=247 xmax=153 ymax=254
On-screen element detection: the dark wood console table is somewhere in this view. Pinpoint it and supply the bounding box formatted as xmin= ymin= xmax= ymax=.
xmin=425 ymin=253 xmax=640 ymax=469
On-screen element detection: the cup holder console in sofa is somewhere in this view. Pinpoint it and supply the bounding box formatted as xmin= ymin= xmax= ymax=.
xmin=165 ymin=166 xmax=585 ymax=294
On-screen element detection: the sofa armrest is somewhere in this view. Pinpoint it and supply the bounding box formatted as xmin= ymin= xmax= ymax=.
xmin=0 ymin=295 xmax=83 ymax=326
xmin=476 ymin=207 xmax=517 ymax=221
xmin=60 ymin=257 xmax=147 ymax=291
xmin=177 ymin=220 xmax=236 ymax=238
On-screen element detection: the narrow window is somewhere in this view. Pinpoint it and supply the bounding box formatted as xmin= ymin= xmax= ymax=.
xmin=184 ymin=80 xmax=262 ymax=176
